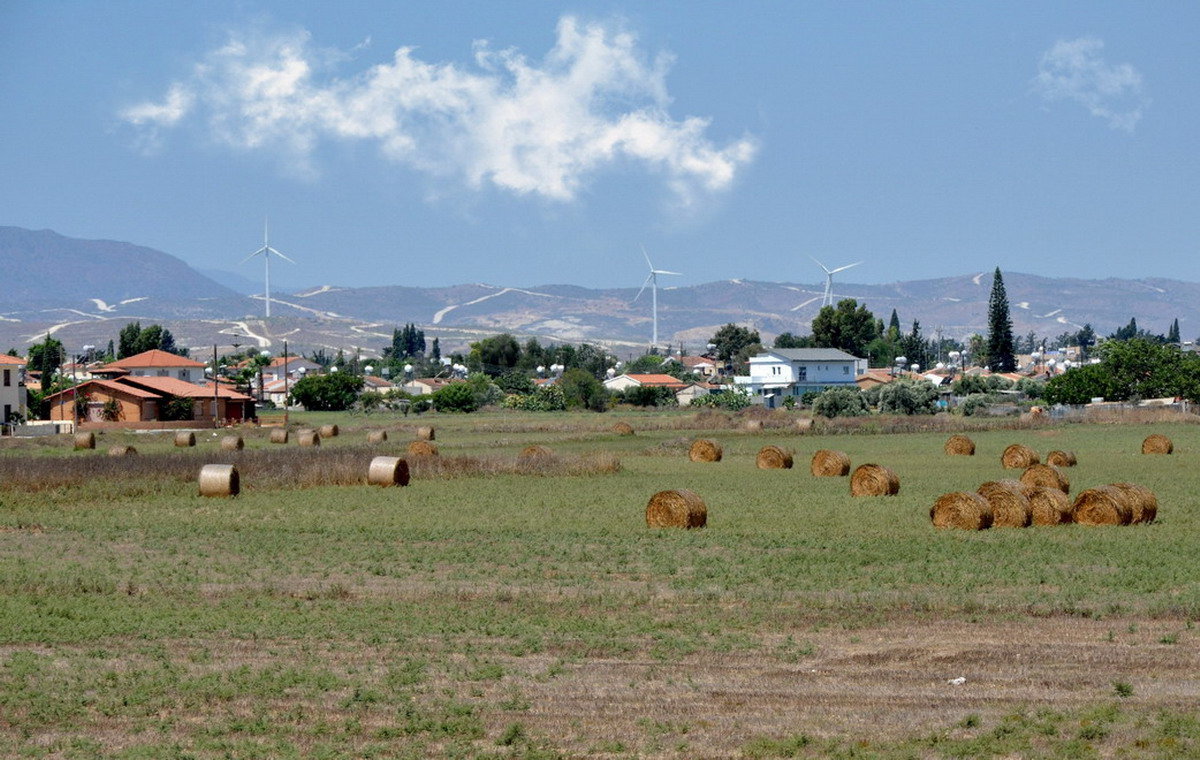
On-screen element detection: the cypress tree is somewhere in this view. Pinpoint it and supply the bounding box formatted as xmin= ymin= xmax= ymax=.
xmin=1168 ymin=318 xmax=1180 ymax=344
xmin=985 ymin=267 xmax=1016 ymax=372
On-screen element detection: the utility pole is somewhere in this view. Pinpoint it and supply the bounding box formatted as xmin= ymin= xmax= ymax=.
xmin=282 ymin=340 xmax=289 ymax=428
xmin=212 ymin=344 xmax=219 ymax=429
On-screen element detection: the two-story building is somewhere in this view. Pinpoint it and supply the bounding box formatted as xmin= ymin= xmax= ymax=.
xmin=0 ymin=354 xmax=28 ymax=425
xmin=734 ymin=348 xmax=867 ymax=406
xmin=94 ymin=349 xmax=208 ymax=382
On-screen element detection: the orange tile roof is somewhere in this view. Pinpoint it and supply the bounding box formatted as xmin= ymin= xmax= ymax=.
xmin=625 ymin=373 xmax=688 ymax=388
xmin=103 ymin=349 xmax=206 ymax=369
xmin=0 ymin=354 xmax=26 ymax=366
xmin=43 ymin=378 xmax=162 ymax=402
xmin=118 ymin=375 xmax=253 ymax=400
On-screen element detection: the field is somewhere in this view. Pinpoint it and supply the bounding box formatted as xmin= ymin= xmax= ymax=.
xmin=1 ymin=410 xmax=1199 ymax=759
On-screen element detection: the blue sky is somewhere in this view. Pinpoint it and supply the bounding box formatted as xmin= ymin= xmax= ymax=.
xmin=2 ymin=1 xmax=1197 ymax=291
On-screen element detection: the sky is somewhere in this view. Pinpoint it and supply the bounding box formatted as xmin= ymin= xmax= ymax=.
xmin=2 ymin=1 xmax=1198 ymax=292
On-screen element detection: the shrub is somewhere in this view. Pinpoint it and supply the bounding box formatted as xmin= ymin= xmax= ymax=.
xmin=691 ymin=389 xmax=752 ymax=411
xmin=877 ymin=379 xmax=938 ymax=415
xmin=432 ymin=382 xmax=478 ymax=413
xmin=811 ymin=387 xmax=868 ymax=418
xmin=160 ymin=395 xmax=195 ymax=421
xmin=619 ymin=386 xmax=678 ymax=407
xmin=289 ymin=373 xmax=362 ymax=412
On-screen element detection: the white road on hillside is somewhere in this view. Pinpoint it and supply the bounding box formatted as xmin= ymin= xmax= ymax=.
xmin=432 ymin=287 xmax=557 ymax=325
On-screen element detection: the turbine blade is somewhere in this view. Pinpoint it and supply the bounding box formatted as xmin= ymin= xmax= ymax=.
xmin=641 ymin=244 xmax=655 ymax=272
xmin=809 ymin=255 xmax=831 ymax=274
xmin=240 ymin=247 xmax=267 ymax=264
xmin=632 ymin=273 xmax=653 ymax=304
xmin=829 ymin=261 xmax=862 ymax=274
xmin=266 ymin=246 xmax=297 ymax=264
xmin=653 ymin=270 xmax=682 ymax=276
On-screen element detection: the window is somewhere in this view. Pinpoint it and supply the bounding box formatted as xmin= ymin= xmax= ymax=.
xmin=797 ymin=366 xmax=807 ymax=381
xmin=180 ymin=370 xmax=190 ymax=381
xmin=158 ymin=369 xmax=169 ymax=377
xmin=3 ymin=369 xmax=9 ymax=387
xmin=843 ymin=366 xmax=850 ymax=375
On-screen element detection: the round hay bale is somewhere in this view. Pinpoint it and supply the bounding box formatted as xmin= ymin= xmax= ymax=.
xmin=1142 ymin=434 xmax=1173 ymax=455
xmin=944 ymin=434 xmax=976 ymax=456
xmin=756 ymin=445 xmax=793 ymax=469
xmin=1020 ymin=463 xmax=1070 ymax=494
xmin=742 ymin=419 xmax=764 ymax=432
xmin=297 ymin=429 xmax=320 ymax=447
xmin=518 ymin=444 xmax=554 ymax=460
xmin=645 ymin=489 xmax=707 ymax=529
xmin=220 ymin=435 xmax=244 ymax=452
xmin=319 ymin=424 xmax=339 ymax=438
xmin=1072 ymin=485 xmax=1133 ymax=526
xmin=1001 ymin=443 xmax=1039 ymax=469
xmin=174 ymin=431 xmax=196 ymax=448
xmin=688 ymin=438 xmax=723 ymax=463
xmin=367 ymin=430 xmax=388 ymax=444
xmin=415 ymin=425 xmax=436 ymax=441
xmin=269 ymin=428 xmax=289 ymax=444
xmin=1109 ymin=482 xmax=1157 ymax=525
xmin=199 ymin=464 xmax=239 ymax=497
xmin=977 ymin=480 xmax=1033 ymax=527
xmin=811 ymin=449 xmax=851 ymax=477
xmin=408 ymin=440 xmax=439 ymax=457
xmin=612 ymin=421 xmax=635 ymax=436
xmin=850 ymin=464 xmax=900 ymax=496
xmin=367 ymin=456 xmax=410 ymax=487
xmin=73 ymin=432 xmax=95 ymax=450
xmin=930 ymin=491 xmax=992 ymax=530
xmin=1046 ymin=450 xmax=1077 ymax=467
xmin=1027 ymin=486 xmax=1072 ymax=526
xmin=107 ymin=445 xmax=137 ymax=457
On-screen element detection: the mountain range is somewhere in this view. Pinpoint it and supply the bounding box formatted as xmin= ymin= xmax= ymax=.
xmin=2 ymin=226 xmax=1197 ymax=359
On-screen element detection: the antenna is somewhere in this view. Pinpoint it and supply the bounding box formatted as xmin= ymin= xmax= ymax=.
xmin=631 ymin=244 xmax=681 ymax=350
xmin=240 ymin=218 xmax=297 ymax=318
xmin=809 ymin=256 xmax=862 ymax=308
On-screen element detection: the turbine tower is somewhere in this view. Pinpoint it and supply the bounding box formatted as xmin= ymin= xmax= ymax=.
xmin=811 ymin=256 xmax=862 ymax=307
xmin=632 ymin=245 xmax=681 ymax=350
xmin=241 ymin=219 xmax=296 ymax=318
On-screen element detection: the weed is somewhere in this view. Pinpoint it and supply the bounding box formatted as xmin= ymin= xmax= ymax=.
xmin=1113 ymin=681 xmax=1134 ymax=698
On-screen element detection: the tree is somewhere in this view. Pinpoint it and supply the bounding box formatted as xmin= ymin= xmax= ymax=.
xmin=1168 ymin=318 xmax=1181 ymax=344
xmin=559 ymin=368 xmax=608 ymax=411
xmin=287 ymin=372 xmax=362 ymax=411
xmin=774 ymin=332 xmax=812 ymax=349
xmin=1043 ymin=339 xmax=1200 ymax=404
xmin=710 ymin=324 xmax=761 ymax=364
xmin=116 ymin=322 xmax=184 ymax=357
xmin=810 ymin=299 xmax=877 ymax=358
xmin=985 ymin=268 xmax=1016 ymax=372
xmin=888 ymin=309 xmax=901 ymax=338
xmin=28 ymin=334 xmax=64 ymax=392
xmin=811 ymin=387 xmax=868 ymax=418
xmin=469 ymin=334 xmax=521 ymax=376
xmin=1075 ymin=324 xmax=1096 ymax=361
xmin=431 ymin=381 xmax=478 ymax=413
xmin=877 ymin=379 xmax=939 ymax=415
xmin=899 ymin=320 xmax=928 ymax=371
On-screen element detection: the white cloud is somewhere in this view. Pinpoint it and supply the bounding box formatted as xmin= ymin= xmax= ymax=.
xmin=1034 ymin=37 xmax=1147 ymax=131
xmin=121 ymin=18 xmax=757 ymax=202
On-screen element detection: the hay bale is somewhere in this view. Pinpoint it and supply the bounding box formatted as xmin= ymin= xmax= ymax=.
xmin=1109 ymin=482 xmax=1157 ymax=525
xmin=408 ymin=440 xmax=439 ymax=457
xmin=1020 ymin=463 xmax=1070 ymax=494
xmin=930 ymin=491 xmax=992 ymax=530
xmin=742 ymin=419 xmax=764 ymax=432
xmin=1027 ymin=486 xmax=1072 ymax=526
xmin=199 ymin=464 xmax=239 ymax=497
xmin=319 ymin=424 xmax=339 ymax=438
xmin=107 ymin=445 xmax=137 ymax=457
xmin=977 ymin=480 xmax=1033 ymax=527
xmin=811 ymin=449 xmax=851 ymax=477
xmin=612 ymin=421 xmax=635 ymax=436
xmin=645 ymin=489 xmax=707 ymax=529
xmin=944 ymin=434 xmax=976 ymax=456
xmin=416 ymin=425 xmax=436 ymax=441
xmin=220 ymin=435 xmax=244 ymax=452
xmin=297 ymin=429 xmax=320 ymax=447
xmin=1001 ymin=443 xmax=1039 ymax=469
xmin=174 ymin=431 xmax=196 ymax=448
xmin=795 ymin=418 xmax=814 ymax=432
xmin=518 ymin=444 xmax=554 ymax=460
xmin=1072 ymin=485 xmax=1133 ymax=526
xmin=269 ymin=429 xmax=289 ymax=444
xmin=850 ymin=464 xmax=900 ymax=496
xmin=367 ymin=430 xmax=388 ymax=444
xmin=756 ymin=445 xmax=793 ymax=469
xmin=1142 ymin=434 xmax=1173 ymax=454
xmin=73 ymin=432 xmax=95 ymax=450
xmin=367 ymin=456 xmax=410 ymax=487
xmin=1046 ymin=450 xmax=1077 ymax=467
xmin=688 ymin=438 xmax=723 ymax=463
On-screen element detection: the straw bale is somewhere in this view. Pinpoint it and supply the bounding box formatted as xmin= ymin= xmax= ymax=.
xmin=930 ymin=491 xmax=992 ymax=530
xmin=416 ymin=425 xmax=436 ymax=441
xmin=107 ymin=445 xmax=137 ymax=457
xmin=1027 ymin=486 xmax=1072 ymax=526
xmin=1001 ymin=443 xmax=1039 ymax=469
xmin=199 ymin=464 xmax=239 ymax=497
xmin=367 ymin=456 xmax=410 ymax=487
xmin=742 ymin=419 xmax=764 ymax=432
xmin=688 ymin=438 xmax=723 ymax=463
xmin=297 ymin=429 xmax=320 ymax=447
xmin=408 ymin=440 xmax=439 ymax=457
xmin=1020 ymin=463 xmax=1070 ymax=494
xmin=367 ymin=430 xmax=388 ymax=444
xmin=220 ymin=435 xmax=244 ymax=451
xmin=811 ymin=449 xmax=851 ymax=477
xmin=73 ymin=432 xmax=95 ymax=450
xmin=1142 ymin=434 xmax=1173 ymax=454
xmin=174 ymin=431 xmax=196 ymax=448
xmin=850 ymin=464 xmax=900 ymax=496
xmin=944 ymin=434 xmax=976 ymax=456
xmin=795 ymin=418 xmax=814 ymax=432
xmin=1046 ymin=450 xmax=1077 ymax=467
xmin=319 ymin=424 xmax=339 ymax=438
xmin=612 ymin=421 xmax=635 ymax=436
xmin=977 ymin=480 xmax=1033 ymax=527
xmin=645 ymin=489 xmax=707 ymax=529
xmin=269 ymin=429 xmax=289 ymax=444
xmin=1109 ymin=482 xmax=1157 ymax=525
xmin=518 ymin=445 xmax=554 ymax=460
xmin=756 ymin=445 xmax=793 ymax=469
xmin=1071 ymin=485 xmax=1133 ymax=526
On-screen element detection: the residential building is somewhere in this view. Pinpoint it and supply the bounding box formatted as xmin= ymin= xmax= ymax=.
xmin=0 ymin=354 xmax=28 ymax=425
xmin=94 ymin=349 xmax=208 ymax=382
xmin=45 ymin=375 xmax=254 ymax=425
xmin=735 ymin=348 xmax=866 ymax=405
xmin=602 ymin=373 xmax=688 ymax=393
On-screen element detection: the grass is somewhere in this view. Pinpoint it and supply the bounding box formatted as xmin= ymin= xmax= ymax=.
xmin=1 ymin=411 xmax=1198 ymax=757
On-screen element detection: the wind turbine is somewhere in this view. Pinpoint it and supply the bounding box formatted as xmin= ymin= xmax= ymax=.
xmin=632 ymin=245 xmax=681 ymax=350
xmin=811 ymin=256 xmax=862 ymax=307
xmin=241 ymin=219 xmax=296 ymax=318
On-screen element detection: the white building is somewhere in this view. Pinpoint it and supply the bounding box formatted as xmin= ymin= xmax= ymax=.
xmin=0 ymin=354 xmax=28 ymax=425
xmin=96 ymin=349 xmax=208 ymax=382
xmin=734 ymin=348 xmax=867 ymax=405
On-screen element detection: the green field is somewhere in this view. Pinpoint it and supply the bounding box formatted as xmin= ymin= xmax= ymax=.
xmin=2 ymin=411 xmax=1198 ymax=758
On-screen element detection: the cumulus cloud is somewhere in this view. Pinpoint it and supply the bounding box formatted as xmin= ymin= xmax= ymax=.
xmin=120 ymin=17 xmax=757 ymax=202
xmin=1034 ymin=37 xmax=1147 ymax=131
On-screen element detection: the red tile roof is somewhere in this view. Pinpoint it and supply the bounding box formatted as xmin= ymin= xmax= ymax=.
xmin=103 ymin=349 xmax=206 ymax=369
xmin=0 ymin=354 xmax=26 ymax=366
xmin=118 ymin=375 xmax=253 ymax=400
xmin=43 ymin=378 xmax=162 ymax=402
xmin=625 ymin=373 xmax=688 ymax=388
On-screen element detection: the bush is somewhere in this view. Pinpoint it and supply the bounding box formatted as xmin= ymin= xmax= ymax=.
xmin=466 ymin=373 xmax=504 ymax=408
xmin=959 ymin=393 xmax=994 ymax=416
xmin=876 ymin=379 xmax=938 ymax=415
xmin=618 ymin=386 xmax=678 ymax=407
xmin=432 ymin=382 xmax=478 ymax=413
xmin=502 ymin=384 xmax=567 ymax=411
xmin=160 ymin=395 xmax=195 ymax=421
xmin=288 ymin=373 xmax=362 ymax=412
xmin=811 ymin=387 xmax=868 ymax=418
xmin=1015 ymin=377 xmax=1044 ymax=400
xmin=691 ymin=389 xmax=752 ymax=411
xmin=560 ymin=368 xmax=608 ymax=411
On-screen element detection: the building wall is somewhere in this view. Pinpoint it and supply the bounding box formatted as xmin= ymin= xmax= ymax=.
xmin=0 ymin=368 xmax=27 ymax=421
xmin=747 ymin=357 xmax=857 ymax=385
xmin=50 ymin=390 xmax=150 ymax=423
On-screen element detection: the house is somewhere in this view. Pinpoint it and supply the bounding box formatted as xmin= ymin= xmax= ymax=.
xmin=360 ymin=375 xmax=395 ymax=392
xmin=675 ymin=381 xmax=720 ymax=406
xmin=602 ymin=373 xmax=688 ymax=393
xmin=401 ymin=377 xmax=460 ymax=396
xmin=735 ymin=348 xmax=866 ymax=405
xmin=45 ymin=375 xmax=254 ymax=426
xmin=0 ymin=354 xmax=28 ymax=425
xmin=94 ymin=349 xmax=208 ymax=382
xmin=261 ymin=355 xmax=322 ymax=382
xmin=679 ymin=355 xmax=718 ymax=378
xmin=855 ymin=368 xmax=896 ymax=391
